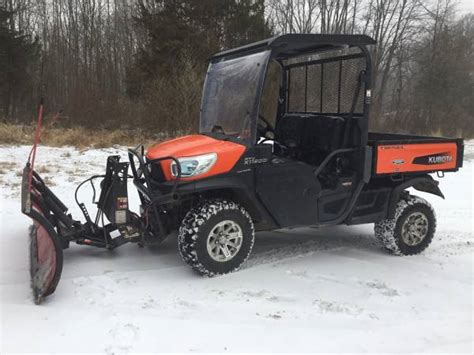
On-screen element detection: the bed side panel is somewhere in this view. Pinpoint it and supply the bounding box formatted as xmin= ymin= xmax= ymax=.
xmin=375 ymin=142 xmax=458 ymax=174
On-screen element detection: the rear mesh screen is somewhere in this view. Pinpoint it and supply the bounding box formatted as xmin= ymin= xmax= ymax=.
xmin=286 ymin=52 xmax=366 ymax=115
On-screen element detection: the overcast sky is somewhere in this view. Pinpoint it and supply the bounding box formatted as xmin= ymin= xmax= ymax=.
xmin=458 ymin=0 xmax=474 ymax=15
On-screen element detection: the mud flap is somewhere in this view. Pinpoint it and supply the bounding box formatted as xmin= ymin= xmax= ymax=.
xmin=22 ymin=166 xmax=64 ymax=304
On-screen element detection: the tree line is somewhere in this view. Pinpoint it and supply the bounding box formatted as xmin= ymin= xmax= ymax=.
xmin=1 ymin=0 xmax=473 ymax=137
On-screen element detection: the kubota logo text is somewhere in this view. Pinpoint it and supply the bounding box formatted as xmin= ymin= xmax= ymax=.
xmin=428 ymin=155 xmax=452 ymax=164
xmin=412 ymin=152 xmax=453 ymax=165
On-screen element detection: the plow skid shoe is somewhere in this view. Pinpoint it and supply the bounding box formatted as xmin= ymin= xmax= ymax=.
xmin=22 ymin=166 xmax=64 ymax=304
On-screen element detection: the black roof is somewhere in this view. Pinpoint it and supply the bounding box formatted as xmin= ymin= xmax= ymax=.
xmin=211 ymin=34 xmax=376 ymax=60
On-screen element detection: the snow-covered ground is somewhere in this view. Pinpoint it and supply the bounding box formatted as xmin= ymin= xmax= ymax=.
xmin=0 ymin=143 xmax=473 ymax=353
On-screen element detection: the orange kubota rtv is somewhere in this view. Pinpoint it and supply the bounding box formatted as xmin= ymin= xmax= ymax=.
xmin=21 ymin=34 xmax=464 ymax=304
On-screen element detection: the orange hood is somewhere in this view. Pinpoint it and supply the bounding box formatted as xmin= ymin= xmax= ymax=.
xmin=146 ymin=134 xmax=246 ymax=180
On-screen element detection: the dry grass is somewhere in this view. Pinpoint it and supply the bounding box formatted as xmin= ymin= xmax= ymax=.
xmin=0 ymin=124 xmax=33 ymax=145
xmin=0 ymin=123 xmax=165 ymax=148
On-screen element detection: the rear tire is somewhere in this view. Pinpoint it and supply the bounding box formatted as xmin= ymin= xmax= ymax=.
xmin=374 ymin=194 xmax=436 ymax=255
xmin=178 ymin=199 xmax=255 ymax=276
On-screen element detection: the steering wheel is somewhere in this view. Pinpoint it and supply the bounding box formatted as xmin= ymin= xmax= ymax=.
xmin=258 ymin=114 xmax=275 ymax=135
xmin=257 ymin=114 xmax=289 ymax=152
xmin=257 ymin=114 xmax=277 ymax=141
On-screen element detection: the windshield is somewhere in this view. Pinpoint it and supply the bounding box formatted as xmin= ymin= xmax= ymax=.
xmin=200 ymin=50 xmax=271 ymax=144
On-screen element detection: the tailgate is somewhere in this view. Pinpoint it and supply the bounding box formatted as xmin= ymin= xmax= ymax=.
xmin=374 ymin=139 xmax=463 ymax=175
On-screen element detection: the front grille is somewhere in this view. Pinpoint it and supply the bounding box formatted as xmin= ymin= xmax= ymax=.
xmin=149 ymin=160 xmax=166 ymax=182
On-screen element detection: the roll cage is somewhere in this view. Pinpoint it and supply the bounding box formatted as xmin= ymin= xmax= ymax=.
xmin=203 ymin=34 xmax=375 ymax=148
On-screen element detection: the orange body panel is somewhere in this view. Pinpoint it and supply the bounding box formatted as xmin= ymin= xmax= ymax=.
xmin=146 ymin=135 xmax=246 ymax=181
xmin=376 ymin=142 xmax=457 ymax=174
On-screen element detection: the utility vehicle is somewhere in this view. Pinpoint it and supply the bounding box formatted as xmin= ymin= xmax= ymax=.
xmin=22 ymin=34 xmax=464 ymax=304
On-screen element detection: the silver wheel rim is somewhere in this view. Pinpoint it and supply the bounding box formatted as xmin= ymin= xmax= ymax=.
xmin=207 ymin=220 xmax=243 ymax=262
xmin=401 ymin=212 xmax=429 ymax=246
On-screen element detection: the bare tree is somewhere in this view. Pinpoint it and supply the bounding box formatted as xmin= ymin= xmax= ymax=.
xmin=267 ymin=0 xmax=321 ymax=33
xmin=360 ymin=0 xmax=424 ymax=122
xmin=2 ymin=0 xmax=472 ymax=137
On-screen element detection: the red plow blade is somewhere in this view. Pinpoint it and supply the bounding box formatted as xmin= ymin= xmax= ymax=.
xmin=22 ymin=166 xmax=63 ymax=304
xmin=29 ymin=215 xmax=63 ymax=304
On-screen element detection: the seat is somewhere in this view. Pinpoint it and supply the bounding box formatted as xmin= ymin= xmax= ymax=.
xmin=274 ymin=113 xmax=308 ymax=148
xmin=275 ymin=113 xmax=345 ymax=165
xmin=301 ymin=115 xmax=345 ymax=152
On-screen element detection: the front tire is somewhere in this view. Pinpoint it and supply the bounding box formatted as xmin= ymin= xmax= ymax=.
xmin=374 ymin=194 xmax=436 ymax=255
xmin=178 ymin=199 xmax=255 ymax=276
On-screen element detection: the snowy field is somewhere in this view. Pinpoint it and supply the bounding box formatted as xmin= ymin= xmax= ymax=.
xmin=0 ymin=142 xmax=473 ymax=353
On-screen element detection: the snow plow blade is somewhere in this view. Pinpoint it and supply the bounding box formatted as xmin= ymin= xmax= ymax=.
xmin=21 ymin=166 xmax=64 ymax=304
xmin=20 ymin=156 xmax=136 ymax=303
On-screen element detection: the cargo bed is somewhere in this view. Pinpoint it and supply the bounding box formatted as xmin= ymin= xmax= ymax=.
xmin=368 ymin=132 xmax=464 ymax=176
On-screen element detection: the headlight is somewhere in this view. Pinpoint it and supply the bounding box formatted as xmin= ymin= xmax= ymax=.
xmin=170 ymin=153 xmax=217 ymax=178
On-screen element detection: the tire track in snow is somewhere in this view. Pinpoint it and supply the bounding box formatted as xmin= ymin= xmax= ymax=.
xmin=245 ymin=229 xmax=380 ymax=269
